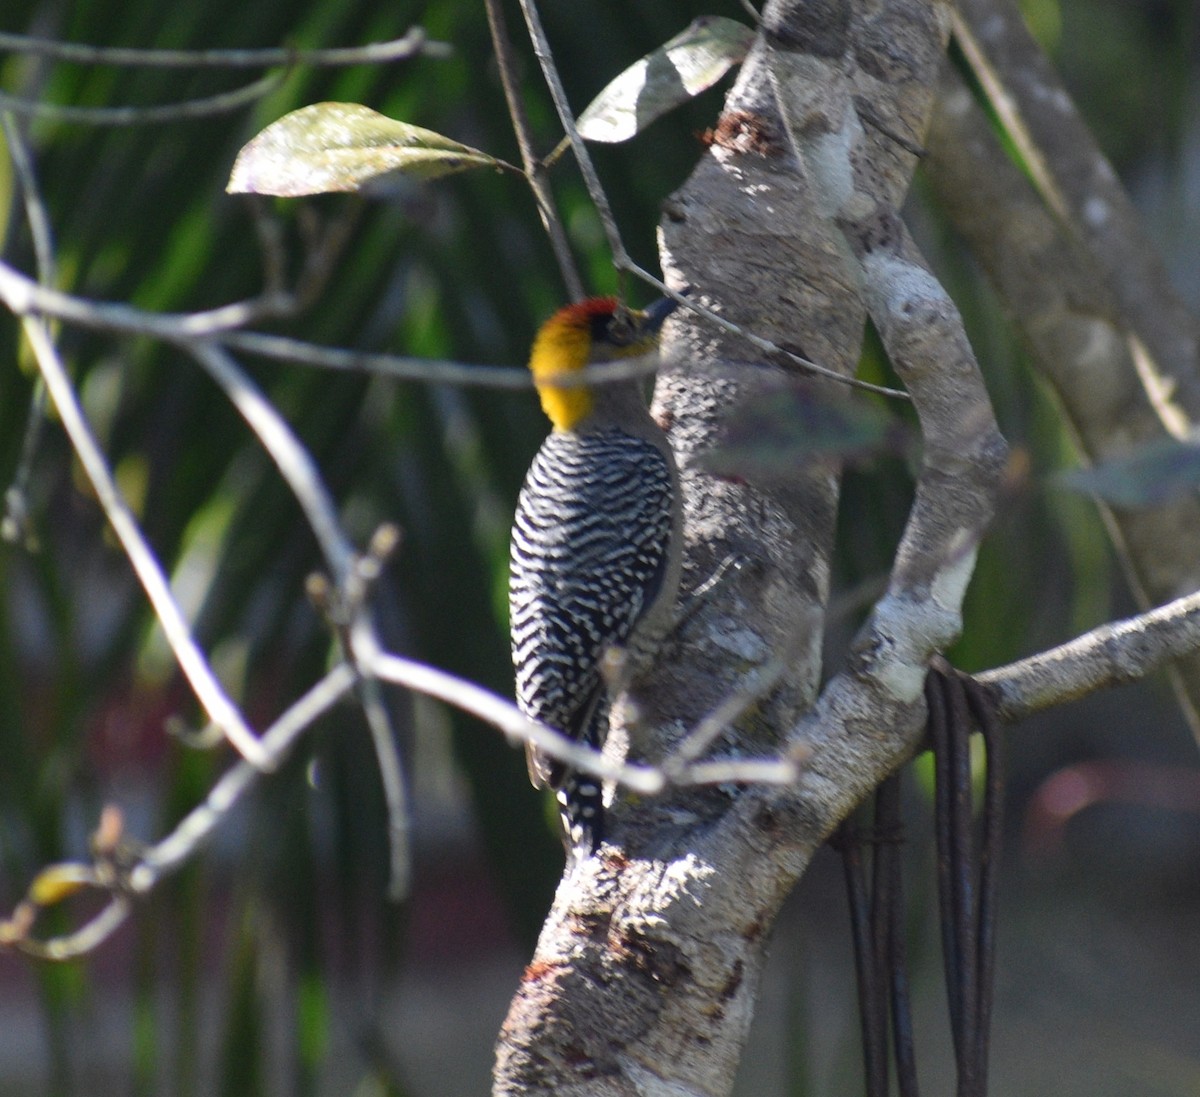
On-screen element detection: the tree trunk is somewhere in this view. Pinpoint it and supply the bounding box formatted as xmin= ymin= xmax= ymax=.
xmin=494 ymin=2 xmax=1007 ymax=1092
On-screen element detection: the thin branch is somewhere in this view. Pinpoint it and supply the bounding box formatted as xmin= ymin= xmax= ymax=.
xmin=234 ymin=329 xmax=678 ymax=387
xmin=366 ymin=650 xmax=799 ymax=793
xmin=660 ymin=625 xmax=805 ymax=779
xmin=0 ymin=71 xmax=283 ymax=126
xmin=979 ymin=588 xmax=1200 ymax=723
xmin=335 ymin=531 xmax=412 ymax=903
xmin=184 ymin=342 xmax=355 ymax=584
xmin=1 ymin=233 xmax=906 ymax=402
xmin=18 ymin=317 xmax=269 ymax=767
xmin=1 ymin=113 xmax=54 ymax=547
xmin=482 ymin=0 xmax=584 ymax=300
xmin=507 ymin=5 xmax=909 ymax=407
xmin=191 ymin=343 xmax=418 ymax=898
xmin=629 ymin=265 xmax=910 ymax=399
xmin=0 ymin=258 xmax=655 ymax=390
xmin=369 ymin=650 xmax=662 ymax=795
xmin=13 ymin=898 xmax=133 ymax=962
xmin=134 ymin=665 xmax=356 ymax=887
xmin=0 ymin=28 xmax=450 ymax=67
xmin=289 ymin=200 xmax=367 ymax=313
xmin=515 ymin=0 xmax=629 ymax=278
xmin=359 ymin=675 xmax=412 ymax=902
xmin=674 ymin=757 xmax=797 ymax=786
xmin=0 ymin=258 xmax=291 ymax=336
xmin=8 ymin=664 xmax=359 ymax=959
xmin=1 ymin=114 xmax=55 ymax=278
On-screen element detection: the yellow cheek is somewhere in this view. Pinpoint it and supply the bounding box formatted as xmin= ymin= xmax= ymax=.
xmin=538 ymin=383 xmax=593 ymax=432
xmin=530 ymin=324 xmax=594 ymax=431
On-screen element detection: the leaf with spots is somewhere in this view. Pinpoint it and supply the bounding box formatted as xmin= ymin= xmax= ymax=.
xmin=227 ymin=103 xmax=511 ymax=196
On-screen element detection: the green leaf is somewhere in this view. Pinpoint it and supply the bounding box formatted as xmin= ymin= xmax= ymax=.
xmin=227 ymin=102 xmax=505 ymax=196
xmin=695 ymin=383 xmax=906 ymax=480
xmin=576 ymin=16 xmax=755 ymax=144
xmin=1055 ymin=437 xmax=1200 ymax=508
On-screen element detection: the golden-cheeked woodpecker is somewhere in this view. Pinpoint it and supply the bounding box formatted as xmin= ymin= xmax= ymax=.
xmin=509 ymin=297 xmax=682 ymax=859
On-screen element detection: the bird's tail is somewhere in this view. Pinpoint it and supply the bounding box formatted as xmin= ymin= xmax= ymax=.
xmin=558 ymin=695 xmax=610 ymax=864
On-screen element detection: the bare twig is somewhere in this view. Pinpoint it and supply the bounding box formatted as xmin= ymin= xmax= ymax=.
xmin=509 ymin=0 xmax=908 ymax=401
xmin=0 ymin=221 xmax=905 ymax=404
xmin=0 ymin=258 xmax=292 ymax=335
xmin=18 ymin=318 xmax=269 ymax=767
xmin=0 ymin=28 xmax=449 ymax=67
xmin=1 ymin=113 xmax=54 ymax=547
xmin=979 ymin=588 xmax=1200 ymax=722
xmin=225 ymin=330 xmax=668 ymax=390
xmin=674 ymin=757 xmax=797 ymax=786
xmin=359 ymin=675 xmax=412 ymax=901
xmin=317 ymin=528 xmax=413 ymax=902
xmin=5 ymin=665 xmax=355 ymax=959
xmin=0 ymin=71 xmax=284 ymax=126
xmin=184 ymin=344 xmax=414 ymax=898
xmin=185 ymin=342 xmax=355 ymax=583
xmin=660 ymin=623 xmax=807 ymax=779
xmin=367 ymin=649 xmax=798 ymax=793
xmin=136 ymin=665 xmax=357 ymax=888
xmin=1 ymin=114 xmax=55 ymax=278
xmin=12 ymin=898 xmax=133 ymax=962
xmin=482 ymin=0 xmax=584 ymax=300
xmin=515 ymin=0 xmax=628 ymax=278
xmin=371 ymin=650 xmax=661 ymax=795
xmin=627 ymin=263 xmax=911 ymax=399
xmin=0 ymin=258 xmax=657 ymax=390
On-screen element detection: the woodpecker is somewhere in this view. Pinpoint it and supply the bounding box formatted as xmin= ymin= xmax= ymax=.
xmin=510 ymin=296 xmax=682 ymax=860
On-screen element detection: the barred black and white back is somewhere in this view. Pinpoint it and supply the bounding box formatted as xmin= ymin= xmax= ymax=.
xmin=510 ymin=425 xmax=676 ymax=856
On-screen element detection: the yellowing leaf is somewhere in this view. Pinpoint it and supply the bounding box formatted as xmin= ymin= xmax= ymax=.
xmin=29 ymin=863 xmax=95 ymax=907
xmin=227 ymin=103 xmax=505 ymax=196
xmin=576 ymin=17 xmax=755 ymax=144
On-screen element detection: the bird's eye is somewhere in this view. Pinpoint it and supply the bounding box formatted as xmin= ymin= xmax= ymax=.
xmin=606 ymin=312 xmax=636 ymax=346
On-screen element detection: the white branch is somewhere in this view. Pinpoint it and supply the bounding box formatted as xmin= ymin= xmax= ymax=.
xmin=980 ymin=587 xmax=1200 ymax=720
xmin=19 ymin=316 xmax=269 ymax=767
xmin=186 ymin=342 xmax=356 ymax=584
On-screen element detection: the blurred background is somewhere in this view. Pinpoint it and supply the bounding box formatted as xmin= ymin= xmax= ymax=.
xmin=0 ymin=0 xmax=1198 ymax=1094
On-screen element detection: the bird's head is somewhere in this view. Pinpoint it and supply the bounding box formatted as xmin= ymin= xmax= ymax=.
xmin=528 ymin=296 xmax=677 ymax=431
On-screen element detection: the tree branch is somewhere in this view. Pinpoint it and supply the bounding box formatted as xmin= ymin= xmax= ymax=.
xmin=18 ymin=316 xmax=270 ymax=767
xmin=980 ymin=588 xmax=1200 ymax=721
xmin=924 ymin=61 xmax=1200 ymax=737
xmin=483 ymin=0 xmax=584 ymax=301
xmin=951 ymin=0 xmax=1200 ymax=421
xmin=0 ymin=28 xmax=449 ymax=67
xmin=0 ymin=71 xmax=284 ymax=125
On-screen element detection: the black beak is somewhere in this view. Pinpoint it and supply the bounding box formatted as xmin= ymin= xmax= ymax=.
xmin=642 ymin=294 xmax=681 ymax=333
